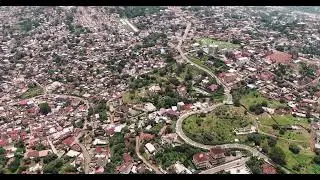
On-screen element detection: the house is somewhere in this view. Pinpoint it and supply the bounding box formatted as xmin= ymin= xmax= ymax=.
xmin=38 ymin=150 xmax=52 ymax=157
xmin=66 ymin=150 xmax=81 ymax=157
xmin=207 ymin=147 xmax=226 ymax=165
xmin=177 ymin=102 xmax=185 ymax=111
xmin=164 ymin=109 xmax=179 ymax=118
xmin=123 ymin=153 xmax=133 ymax=163
xmin=145 ymin=143 xmax=156 ymax=154
xmin=258 ymin=71 xmax=274 ymax=81
xmin=95 ymin=166 xmax=104 ymax=174
xmin=93 ymin=138 xmax=108 ymax=146
xmin=148 ymin=85 xmax=161 ymax=93
xmin=62 ymin=136 xmax=75 ymax=147
xmin=161 ymin=133 xmax=182 ymax=145
xmin=208 ymin=84 xmax=219 ymax=92
xmin=0 ymin=139 xmax=9 ymax=147
xmin=26 ymin=150 xmax=39 ymax=159
xmin=261 ymin=163 xmax=277 ymax=174
xmin=140 ymin=132 xmax=154 ymax=141
xmin=116 ymin=162 xmax=134 ymax=174
xmin=170 ymin=162 xmax=192 ymax=174
xmin=265 ymin=51 xmax=292 ymax=64
xmin=144 ymin=103 xmax=157 ymax=112
xmin=193 ymin=153 xmax=211 ymax=169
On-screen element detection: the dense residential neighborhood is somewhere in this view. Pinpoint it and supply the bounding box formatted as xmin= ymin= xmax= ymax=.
xmin=0 ymin=6 xmax=320 ymax=174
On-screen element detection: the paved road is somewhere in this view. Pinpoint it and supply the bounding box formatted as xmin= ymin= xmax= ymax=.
xmin=199 ymin=157 xmax=249 ymax=174
xmin=175 ymin=22 xmax=233 ymax=105
xmin=47 ymin=136 xmax=62 ymax=158
xmin=135 ymin=136 xmax=163 ymax=174
xmin=75 ymin=136 xmax=91 ymax=174
xmin=174 ymin=22 xmax=292 ymax=174
xmin=174 ymin=21 xmax=269 ymax=162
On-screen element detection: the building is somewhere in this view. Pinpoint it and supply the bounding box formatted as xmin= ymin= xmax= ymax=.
xmin=261 ymin=163 xmax=277 ymax=174
xmin=265 ymin=51 xmax=292 ymax=64
xmin=145 ymin=143 xmax=156 ymax=154
xmin=207 ymin=147 xmax=226 ymax=165
xmin=193 ymin=153 xmax=211 ymax=169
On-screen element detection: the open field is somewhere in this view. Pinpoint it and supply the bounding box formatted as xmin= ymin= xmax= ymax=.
xmin=183 ymin=106 xmax=253 ymax=145
xmin=21 ymin=85 xmax=43 ymax=99
xmin=275 ymin=140 xmax=319 ymax=174
xmin=196 ymin=38 xmax=241 ymax=50
xmin=240 ymin=91 xmax=285 ymax=109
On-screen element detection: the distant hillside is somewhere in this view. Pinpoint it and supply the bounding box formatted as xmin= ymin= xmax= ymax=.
xmin=285 ymin=6 xmax=320 ymax=14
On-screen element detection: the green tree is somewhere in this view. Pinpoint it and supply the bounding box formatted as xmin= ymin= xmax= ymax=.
xmin=246 ymin=156 xmax=264 ymax=174
xmin=289 ymin=144 xmax=300 ymax=154
xmin=39 ymin=102 xmax=52 ymax=115
xmin=43 ymin=153 xmax=58 ymax=164
xmin=267 ymin=137 xmax=277 ymax=147
xmin=269 ymin=147 xmax=286 ymax=166
xmin=313 ymin=155 xmax=320 ymax=164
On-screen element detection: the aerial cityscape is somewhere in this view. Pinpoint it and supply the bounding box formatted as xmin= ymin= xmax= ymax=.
xmin=0 ymin=6 xmax=320 ymax=174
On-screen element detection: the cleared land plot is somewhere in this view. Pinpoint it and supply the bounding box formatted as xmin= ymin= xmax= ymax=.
xmin=21 ymin=86 xmax=43 ymax=99
xmin=196 ymin=38 xmax=241 ymax=50
xmin=240 ymin=91 xmax=285 ymax=109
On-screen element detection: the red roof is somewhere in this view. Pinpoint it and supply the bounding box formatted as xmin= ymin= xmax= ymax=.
xmin=140 ymin=132 xmax=154 ymax=141
xmin=71 ymin=144 xmax=81 ymax=152
xmin=95 ymin=146 xmax=103 ymax=154
xmin=106 ymin=127 xmax=115 ymax=136
xmin=258 ymin=71 xmax=274 ymax=81
xmin=62 ymin=136 xmax=75 ymax=146
xmin=27 ymin=150 xmax=39 ymax=158
xmin=193 ymin=153 xmax=209 ymax=163
xmin=183 ymin=104 xmax=193 ymax=110
xmin=262 ymin=163 xmax=277 ymax=174
xmin=209 ymin=147 xmax=225 ymax=155
xmin=165 ymin=109 xmax=179 ymax=117
xmin=123 ymin=153 xmax=133 ymax=163
xmin=19 ymin=100 xmax=28 ymax=106
xmin=315 ymin=91 xmax=320 ymax=98
xmin=0 ymin=139 xmax=8 ymax=147
xmin=266 ymin=52 xmax=292 ymax=64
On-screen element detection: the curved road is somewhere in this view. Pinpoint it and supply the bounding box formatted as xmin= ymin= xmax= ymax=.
xmin=174 ymin=21 xmax=292 ymax=174
xmin=174 ymin=22 xmax=269 ymax=162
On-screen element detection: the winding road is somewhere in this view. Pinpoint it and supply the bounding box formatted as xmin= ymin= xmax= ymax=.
xmin=173 ymin=21 xmax=292 ymax=174
xmin=174 ymin=22 xmax=271 ymax=166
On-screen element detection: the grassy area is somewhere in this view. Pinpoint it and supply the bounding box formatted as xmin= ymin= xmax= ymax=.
xmin=240 ymin=91 xmax=285 ymax=109
xmin=183 ymin=106 xmax=253 ymax=145
xmin=259 ymin=114 xmax=310 ymax=128
xmin=21 ymin=85 xmax=43 ymax=99
xmin=122 ymin=91 xmax=143 ymax=104
xmin=275 ymin=140 xmax=320 ymax=174
xmin=196 ymin=38 xmax=241 ymax=50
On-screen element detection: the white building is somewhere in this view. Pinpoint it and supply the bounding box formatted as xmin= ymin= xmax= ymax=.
xmin=145 ymin=143 xmax=156 ymax=154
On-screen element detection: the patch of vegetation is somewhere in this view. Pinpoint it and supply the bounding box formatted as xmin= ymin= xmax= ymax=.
xmin=240 ymin=90 xmax=284 ymax=110
xmin=19 ymin=19 xmax=40 ymax=32
xmin=155 ymin=144 xmax=203 ymax=169
xmin=117 ymin=6 xmax=166 ymax=18
xmin=246 ymin=156 xmax=264 ymax=174
xmin=105 ymin=133 xmax=126 ymax=174
xmin=39 ymin=102 xmax=52 ymax=115
xmin=183 ymin=106 xmax=253 ymax=145
xmin=21 ymin=83 xmax=43 ymax=99
xmin=196 ymin=38 xmax=241 ymax=50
